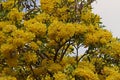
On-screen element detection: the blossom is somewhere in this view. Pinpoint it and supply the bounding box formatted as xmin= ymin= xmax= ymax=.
xmin=29 ymin=42 xmax=39 ymax=51
xmin=84 ymin=33 xmax=99 ymax=46
xmin=11 ymin=30 xmax=35 ymax=46
xmin=75 ymin=23 xmax=87 ymax=35
xmin=24 ymin=52 xmax=38 ymax=64
xmin=7 ymin=8 xmax=23 ymax=21
xmin=0 ymin=32 xmax=6 ymax=45
xmin=6 ymin=57 xmax=18 ymax=67
xmin=40 ymin=0 xmax=58 ymax=13
xmin=2 ymin=1 xmax=14 ymax=10
xmin=35 ymin=12 xmax=50 ymax=23
xmin=54 ymin=71 xmax=67 ymax=80
xmin=24 ymin=21 xmax=47 ymax=37
xmin=48 ymin=63 xmax=62 ymax=73
xmin=73 ymin=67 xmax=99 ymax=80
xmin=0 ymin=43 xmax=16 ymax=58
xmin=0 ymin=76 xmax=17 ymax=80
xmin=48 ymin=20 xmax=75 ymax=41
xmin=2 ymin=25 xmax=17 ymax=33
xmin=102 ymin=66 xmax=120 ymax=80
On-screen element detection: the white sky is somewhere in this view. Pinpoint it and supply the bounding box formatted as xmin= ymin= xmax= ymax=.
xmin=92 ymin=0 xmax=120 ymax=38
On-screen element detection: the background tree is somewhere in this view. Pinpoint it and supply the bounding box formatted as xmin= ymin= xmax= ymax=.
xmin=0 ymin=0 xmax=120 ymax=80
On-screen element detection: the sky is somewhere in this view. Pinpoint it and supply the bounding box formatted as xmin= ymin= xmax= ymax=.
xmin=92 ymin=0 xmax=120 ymax=38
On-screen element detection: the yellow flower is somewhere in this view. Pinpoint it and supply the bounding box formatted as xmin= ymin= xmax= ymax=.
xmin=12 ymin=30 xmax=35 ymax=45
xmin=24 ymin=19 xmax=37 ymax=27
xmin=81 ymin=9 xmax=92 ymax=22
xmin=56 ymin=6 xmax=70 ymax=21
xmin=44 ymin=75 xmax=52 ymax=80
xmin=26 ymin=75 xmax=34 ymax=80
xmin=0 ymin=76 xmax=17 ymax=80
xmin=7 ymin=8 xmax=23 ymax=21
xmin=73 ymin=67 xmax=99 ymax=80
xmin=94 ymin=15 xmax=100 ymax=23
xmin=87 ymin=24 xmax=97 ymax=33
xmin=78 ymin=61 xmax=95 ymax=72
xmin=6 ymin=57 xmax=18 ymax=67
xmin=100 ymin=38 xmax=120 ymax=58
xmin=24 ymin=52 xmax=38 ymax=64
xmin=47 ymin=40 xmax=58 ymax=48
xmin=102 ymin=66 xmax=120 ymax=80
xmin=30 ymin=42 xmax=39 ymax=51
xmin=48 ymin=21 xmax=75 ymax=41
xmin=75 ymin=23 xmax=87 ymax=35
xmin=106 ymin=73 xmax=120 ymax=80
xmin=12 ymin=38 xmax=26 ymax=47
xmin=84 ymin=33 xmax=99 ymax=46
xmin=36 ymin=40 xmax=42 ymax=46
xmin=25 ymin=22 xmax=47 ymax=37
xmin=48 ymin=63 xmax=62 ymax=73
xmin=0 ymin=32 xmax=6 ymax=45
xmin=0 ymin=22 xmax=8 ymax=29
xmin=100 ymin=38 xmax=107 ymax=44
xmin=2 ymin=25 xmax=17 ymax=33
xmin=0 ymin=44 xmax=16 ymax=58
xmin=54 ymin=71 xmax=67 ymax=80
xmin=99 ymin=29 xmax=112 ymax=41
xmin=2 ymin=1 xmax=14 ymax=10
xmin=40 ymin=0 xmax=58 ymax=13
xmin=68 ymin=0 xmax=74 ymax=3
xmin=35 ymin=12 xmax=50 ymax=23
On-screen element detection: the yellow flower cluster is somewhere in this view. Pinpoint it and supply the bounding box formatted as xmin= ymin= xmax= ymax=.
xmin=81 ymin=8 xmax=100 ymax=24
xmin=73 ymin=62 xmax=99 ymax=80
xmin=48 ymin=20 xmax=75 ymax=42
xmin=35 ymin=12 xmax=50 ymax=23
xmin=7 ymin=8 xmax=23 ymax=21
xmin=60 ymin=57 xmax=76 ymax=66
xmin=55 ymin=6 xmax=70 ymax=21
xmin=0 ymin=22 xmax=17 ymax=45
xmin=78 ymin=61 xmax=95 ymax=72
xmin=101 ymin=39 xmax=120 ymax=58
xmin=40 ymin=0 xmax=58 ymax=13
xmin=84 ymin=25 xmax=112 ymax=47
xmin=68 ymin=0 xmax=74 ymax=3
xmin=75 ymin=23 xmax=87 ymax=35
xmin=84 ymin=33 xmax=99 ymax=46
xmin=102 ymin=67 xmax=120 ymax=80
xmin=24 ymin=52 xmax=38 ymax=64
xmin=6 ymin=57 xmax=18 ymax=67
xmin=0 ymin=43 xmax=15 ymax=58
xmin=11 ymin=29 xmax=35 ymax=47
xmin=0 ymin=31 xmax=6 ymax=45
xmin=81 ymin=9 xmax=92 ymax=22
xmin=48 ymin=63 xmax=62 ymax=73
xmin=54 ymin=71 xmax=67 ymax=80
xmin=30 ymin=42 xmax=39 ymax=51
xmin=2 ymin=0 xmax=14 ymax=10
xmin=0 ymin=76 xmax=17 ymax=80
xmin=42 ymin=74 xmax=52 ymax=80
xmin=0 ymin=0 xmax=120 ymax=80
xmin=2 ymin=24 xmax=17 ymax=33
xmin=24 ymin=19 xmax=47 ymax=37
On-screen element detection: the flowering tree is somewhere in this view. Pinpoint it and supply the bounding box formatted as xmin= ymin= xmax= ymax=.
xmin=0 ymin=0 xmax=120 ymax=80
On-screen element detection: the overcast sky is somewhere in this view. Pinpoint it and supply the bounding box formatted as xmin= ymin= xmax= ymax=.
xmin=92 ymin=0 xmax=120 ymax=38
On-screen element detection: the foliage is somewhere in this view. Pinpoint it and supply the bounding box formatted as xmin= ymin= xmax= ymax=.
xmin=0 ymin=0 xmax=120 ymax=80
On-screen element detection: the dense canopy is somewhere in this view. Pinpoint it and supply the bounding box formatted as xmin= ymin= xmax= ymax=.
xmin=0 ymin=0 xmax=120 ymax=80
